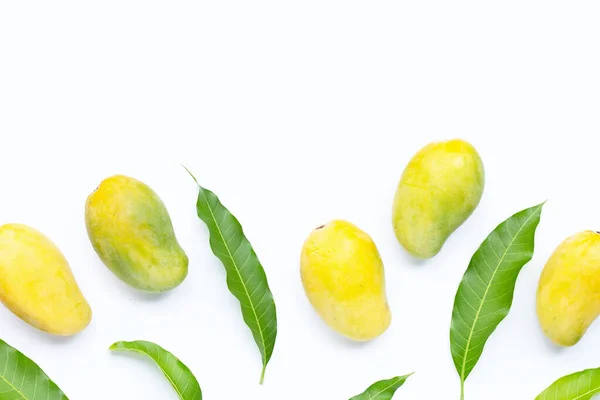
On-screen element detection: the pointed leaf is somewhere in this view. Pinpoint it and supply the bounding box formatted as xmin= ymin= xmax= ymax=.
xmin=110 ymin=340 xmax=202 ymax=400
xmin=349 ymin=374 xmax=413 ymax=400
xmin=450 ymin=202 xmax=544 ymax=398
xmin=0 ymin=338 xmax=68 ymax=400
xmin=186 ymin=168 xmax=277 ymax=384
xmin=535 ymin=368 xmax=600 ymax=400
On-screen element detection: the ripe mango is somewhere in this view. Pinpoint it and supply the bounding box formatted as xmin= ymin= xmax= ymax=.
xmin=0 ymin=224 xmax=91 ymax=335
xmin=392 ymin=139 xmax=485 ymax=259
xmin=537 ymin=231 xmax=600 ymax=347
xmin=300 ymin=220 xmax=391 ymax=341
xmin=86 ymin=175 xmax=188 ymax=292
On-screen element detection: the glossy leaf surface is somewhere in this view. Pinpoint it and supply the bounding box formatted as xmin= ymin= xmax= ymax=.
xmin=450 ymin=203 xmax=544 ymax=399
xmin=110 ymin=340 xmax=202 ymax=400
xmin=186 ymin=168 xmax=277 ymax=384
xmin=535 ymin=367 xmax=600 ymax=400
xmin=0 ymin=338 xmax=68 ymax=400
xmin=349 ymin=374 xmax=413 ymax=400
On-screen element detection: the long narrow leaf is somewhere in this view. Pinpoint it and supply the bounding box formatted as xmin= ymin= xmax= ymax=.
xmin=450 ymin=202 xmax=544 ymax=399
xmin=535 ymin=367 xmax=600 ymax=400
xmin=185 ymin=168 xmax=277 ymax=384
xmin=349 ymin=374 xmax=413 ymax=400
xmin=0 ymin=338 xmax=68 ymax=400
xmin=110 ymin=340 xmax=202 ymax=400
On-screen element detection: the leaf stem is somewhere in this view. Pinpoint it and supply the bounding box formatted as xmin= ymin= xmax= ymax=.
xmin=260 ymin=364 xmax=267 ymax=385
xmin=460 ymin=379 xmax=465 ymax=400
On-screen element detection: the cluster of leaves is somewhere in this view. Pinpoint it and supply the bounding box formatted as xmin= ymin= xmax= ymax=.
xmin=0 ymin=336 xmax=413 ymax=400
xmin=0 ymin=176 xmax=595 ymax=400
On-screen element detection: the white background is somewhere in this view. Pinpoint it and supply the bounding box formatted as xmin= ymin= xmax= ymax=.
xmin=1 ymin=1 xmax=600 ymax=399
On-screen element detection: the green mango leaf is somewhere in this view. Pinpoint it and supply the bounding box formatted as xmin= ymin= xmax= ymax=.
xmin=110 ymin=340 xmax=202 ymax=400
xmin=185 ymin=168 xmax=277 ymax=384
xmin=535 ymin=368 xmax=600 ymax=400
xmin=0 ymin=338 xmax=68 ymax=399
xmin=450 ymin=202 xmax=544 ymax=400
xmin=349 ymin=374 xmax=413 ymax=400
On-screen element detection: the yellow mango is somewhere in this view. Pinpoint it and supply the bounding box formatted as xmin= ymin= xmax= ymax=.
xmin=86 ymin=175 xmax=188 ymax=292
xmin=0 ymin=224 xmax=91 ymax=335
xmin=392 ymin=139 xmax=485 ymax=259
xmin=537 ymin=231 xmax=600 ymax=347
xmin=300 ymin=220 xmax=391 ymax=341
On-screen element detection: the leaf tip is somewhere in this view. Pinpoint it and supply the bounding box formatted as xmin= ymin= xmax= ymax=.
xmin=109 ymin=341 xmax=130 ymax=351
xmin=533 ymin=200 xmax=547 ymax=214
xmin=396 ymin=372 xmax=415 ymax=383
xmin=182 ymin=165 xmax=199 ymax=185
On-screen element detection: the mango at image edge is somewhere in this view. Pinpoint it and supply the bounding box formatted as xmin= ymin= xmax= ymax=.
xmin=0 ymin=223 xmax=92 ymax=336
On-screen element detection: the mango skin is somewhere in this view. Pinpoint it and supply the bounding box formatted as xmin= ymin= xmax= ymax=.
xmin=300 ymin=220 xmax=391 ymax=341
xmin=537 ymin=231 xmax=600 ymax=347
xmin=392 ymin=139 xmax=485 ymax=259
xmin=86 ymin=175 xmax=188 ymax=292
xmin=0 ymin=224 xmax=91 ymax=335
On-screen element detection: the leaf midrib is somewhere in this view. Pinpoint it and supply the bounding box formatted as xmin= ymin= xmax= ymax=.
xmin=122 ymin=347 xmax=185 ymax=399
xmin=460 ymin=206 xmax=540 ymax=383
xmin=0 ymin=373 xmax=28 ymax=400
xmin=200 ymin=188 xmax=267 ymax=366
xmin=365 ymin=378 xmax=401 ymax=400
xmin=560 ymin=385 xmax=600 ymax=400
xmin=161 ymin=364 xmax=185 ymax=399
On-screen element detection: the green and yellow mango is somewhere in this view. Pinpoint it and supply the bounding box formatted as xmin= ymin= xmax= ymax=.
xmin=0 ymin=224 xmax=91 ymax=335
xmin=86 ymin=175 xmax=188 ymax=292
xmin=392 ymin=139 xmax=485 ymax=259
